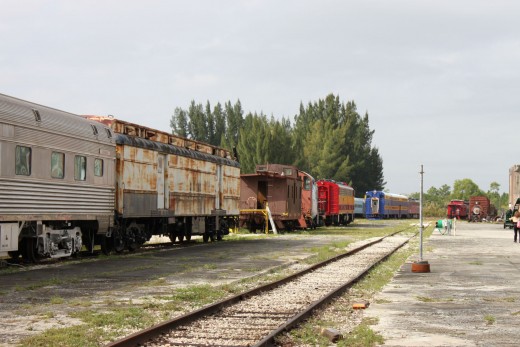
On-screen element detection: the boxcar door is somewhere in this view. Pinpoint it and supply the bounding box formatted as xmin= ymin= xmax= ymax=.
xmin=257 ymin=180 xmax=267 ymax=209
xmin=157 ymin=154 xmax=168 ymax=209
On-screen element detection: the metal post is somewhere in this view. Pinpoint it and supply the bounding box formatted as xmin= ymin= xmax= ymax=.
xmin=411 ymin=164 xmax=430 ymax=273
xmin=419 ymin=164 xmax=424 ymax=261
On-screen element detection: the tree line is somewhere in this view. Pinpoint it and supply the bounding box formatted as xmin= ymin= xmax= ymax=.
xmin=170 ymin=93 xmax=385 ymax=196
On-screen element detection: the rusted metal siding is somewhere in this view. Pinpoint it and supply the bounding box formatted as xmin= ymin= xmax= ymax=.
xmin=221 ymin=165 xmax=240 ymax=215
xmin=105 ymin=118 xmax=240 ymax=219
xmin=169 ymin=155 xmax=217 ymax=216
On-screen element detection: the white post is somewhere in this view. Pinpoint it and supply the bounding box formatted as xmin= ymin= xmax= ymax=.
xmin=266 ymin=203 xmax=278 ymax=234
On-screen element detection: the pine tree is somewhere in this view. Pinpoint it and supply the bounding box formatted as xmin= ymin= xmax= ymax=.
xmin=188 ymin=101 xmax=207 ymax=142
xmin=170 ymin=107 xmax=189 ymax=137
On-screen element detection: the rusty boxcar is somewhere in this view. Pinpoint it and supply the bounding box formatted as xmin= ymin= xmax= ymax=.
xmin=0 ymin=94 xmax=116 ymax=262
xmin=239 ymin=164 xmax=302 ymax=232
xmin=468 ymin=196 xmax=494 ymax=222
xmin=86 ymin=116 xmax=241 ymax=250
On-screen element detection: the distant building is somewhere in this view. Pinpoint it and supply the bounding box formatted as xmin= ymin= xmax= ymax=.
xmin=509 ymin=165 xmax=520 ymax=207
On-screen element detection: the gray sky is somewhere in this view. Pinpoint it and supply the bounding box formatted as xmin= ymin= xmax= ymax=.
xmin=1 ymin=0 xmax=518 ymax=195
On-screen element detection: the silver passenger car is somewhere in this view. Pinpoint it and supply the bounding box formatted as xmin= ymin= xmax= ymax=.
xmin=0 ymin=94 xmax=115 ymax=261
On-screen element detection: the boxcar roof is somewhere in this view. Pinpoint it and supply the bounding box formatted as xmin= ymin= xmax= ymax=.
xmin=115 ymin=133 xmax=240 ymax=168
xmin=84 ymin=115 xmax=235 ymax=161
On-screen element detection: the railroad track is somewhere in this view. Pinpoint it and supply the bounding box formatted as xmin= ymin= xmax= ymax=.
xmin=106 ymin=228 xmax=417 ymax=347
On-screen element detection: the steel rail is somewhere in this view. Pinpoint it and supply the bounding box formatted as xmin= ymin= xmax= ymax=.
xmin=106 ymin=226 xmax=415 ymax=347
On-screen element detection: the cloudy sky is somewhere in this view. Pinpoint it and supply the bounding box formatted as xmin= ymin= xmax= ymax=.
xmin=1 ymin=0 xmax=518 ymax=195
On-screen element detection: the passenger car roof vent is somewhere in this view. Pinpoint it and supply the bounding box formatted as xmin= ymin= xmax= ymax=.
xmin=32 ymin=109 xmax=41 ymax=122
xmin=91 ymin=124 xmax=99 ymax=135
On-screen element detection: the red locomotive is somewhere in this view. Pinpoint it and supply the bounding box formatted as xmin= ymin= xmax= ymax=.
xmin=317 ymin=180 xmax=355 ymax=226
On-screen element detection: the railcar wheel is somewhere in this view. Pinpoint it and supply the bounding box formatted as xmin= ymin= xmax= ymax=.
xmin=185 ymin=232 xmax=192 ymax=241
xmin=83 ymin=229 xmax=95 ymax=253
xmin=100 ymin=235 xmax=112 ymax=255
xmin=24 ymin=237 xmax=40 ymax=263
xmin=169 ymin=232 xmax=176 ymax=243
xmin=203 ymin=233 xmax=209 ymax=243
xmin=177 ymin=233 xmax=185 ymax=243
xmin=113 ymin=233 xmax=125 ymax=253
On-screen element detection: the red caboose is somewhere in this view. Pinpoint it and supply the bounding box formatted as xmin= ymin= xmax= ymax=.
xmin=239 ymin=164 xmax=302 ymax=232
xmin=317 ymin=180 xmax=354 ymax=226
xmin=446 ymin=199 xmax=469 ymax=219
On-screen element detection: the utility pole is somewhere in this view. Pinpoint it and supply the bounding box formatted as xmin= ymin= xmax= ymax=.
xmin=412 ymin=164 xmax=430 ymax=273
xmin=419 ymin=164 xmax=424 ymax=261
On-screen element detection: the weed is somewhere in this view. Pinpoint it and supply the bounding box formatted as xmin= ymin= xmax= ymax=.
xmin=484 ymin=314 xmax=496 ymax=325
xmin=416 ymin=296 xmax=453 ymax=303
xmin=468 ymin=261 xmax=483 ymax=265
xmin=339 ymin=319 xmax=384 ymax=347
xmin=49 ymin=296 xmax=64 ymax=305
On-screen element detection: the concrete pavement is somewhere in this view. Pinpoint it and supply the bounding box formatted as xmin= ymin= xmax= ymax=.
xmin=368 ymin=221 xmax=520 ymax=347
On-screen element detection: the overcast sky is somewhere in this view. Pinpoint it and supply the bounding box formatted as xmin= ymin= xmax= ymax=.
xmin=1 ymin=0 xmax=518 ymax=195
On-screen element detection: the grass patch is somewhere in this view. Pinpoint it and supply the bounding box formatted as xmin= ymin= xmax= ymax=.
xmin=15 ymin=277 xmax=65 ymax=291
xmin=49 ymin=296 xmax=65 ymax=305
xmin=302 ymin=241 xmax=352 ymax=264
xmin=161 ymin=284 xmax=228 ymax=305
xmin=468 ymin=261 xmax=483 ymax=265
xmin=20 ymin=324 xmax=106 ymax=347
xmin=339 ymin=318 xmax=384 ymax=347
xmin=484 ymin=314 xmax=496 ymax=325
xmin=286 ymin=320 xmax=334 ymax=346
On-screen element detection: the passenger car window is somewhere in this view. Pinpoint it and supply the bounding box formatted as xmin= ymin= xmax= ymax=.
xmin=94 ymin=158 xmax=103 ymax=177
xmin=51 ymin=152 xmax=65 ymax=179
xmin=15 ymin=146 xmax=31 ymax=176
xmin=74 ymin=156 xmax=86 ymax=181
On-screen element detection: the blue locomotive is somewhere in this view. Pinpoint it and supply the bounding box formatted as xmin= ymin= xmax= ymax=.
xmin=365 ymin=190 xmax=417 ymax=219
